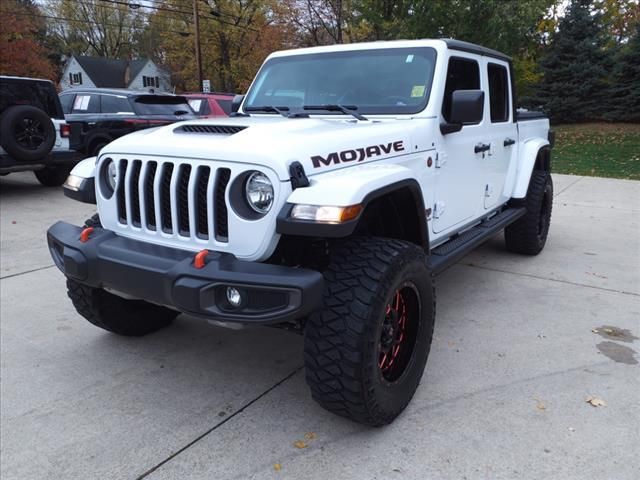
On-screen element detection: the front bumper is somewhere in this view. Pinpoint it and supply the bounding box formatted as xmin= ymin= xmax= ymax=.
xmin=47 ymin=222 xmax=324 ymax=324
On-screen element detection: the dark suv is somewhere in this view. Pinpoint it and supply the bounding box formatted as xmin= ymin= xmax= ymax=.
xmin=1 ymin=76 xmax=77 ymax=186
xmin=59 ymin=89 xmax=196 ymax=156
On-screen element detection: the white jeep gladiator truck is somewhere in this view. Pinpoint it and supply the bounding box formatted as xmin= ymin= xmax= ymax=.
xmin=47 ymin=39 xmax=553 ymax=426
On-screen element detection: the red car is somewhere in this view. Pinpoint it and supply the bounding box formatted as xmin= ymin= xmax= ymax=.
xmin=184 ymin=92 xmax=235 ymax=118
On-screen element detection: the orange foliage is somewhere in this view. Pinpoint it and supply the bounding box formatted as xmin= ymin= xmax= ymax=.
xmin=0 ymin=1 xmax=56 ymax=80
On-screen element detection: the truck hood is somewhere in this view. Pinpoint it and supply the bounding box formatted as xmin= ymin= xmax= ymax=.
xmin=101 ymin=115 xmax=423 ymax=181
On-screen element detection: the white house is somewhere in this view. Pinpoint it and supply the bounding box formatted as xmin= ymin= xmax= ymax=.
xmin=59 ymin=56 xmax=172 ymax=92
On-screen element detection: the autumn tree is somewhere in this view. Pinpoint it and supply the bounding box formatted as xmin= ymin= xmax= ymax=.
xmin=44 ymin=0 xmax=147 ymax=58
xmin=0 ymin=0 xmax=57 ymax=79
xmin=143 ymin=0 xmax=293 ymax=92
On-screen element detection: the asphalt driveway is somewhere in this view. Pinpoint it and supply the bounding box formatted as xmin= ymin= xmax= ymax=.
xmin=1 ymin=172 xmax=638 ymax=480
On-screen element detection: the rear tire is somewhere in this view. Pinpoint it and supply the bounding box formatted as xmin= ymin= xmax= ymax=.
xmin=67 ymin=279 xmax=178 ymax=336
xmin=505 ymin=171 xmax=553 ymax=255
xmin=34 ymin=165 xmax=72 ymax=186
xmin=304 ymin=237 xmax=435 ymax=426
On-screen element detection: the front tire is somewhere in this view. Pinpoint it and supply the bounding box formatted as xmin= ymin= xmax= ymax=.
xmin=304 ymin=237 xmax=435 ymax=426
xmin=505 ymin=171 xmax=553 ymax=255
xmin=67 ymin=279 xmax=178 ymax=336
xmin=34 ymin=165 xmax=72 ymax=186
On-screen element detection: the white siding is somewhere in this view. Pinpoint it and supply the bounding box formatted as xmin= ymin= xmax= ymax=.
xmin=128 ymin=61 xmax=171 ymax=92
xmin=59 ymin=57 xmax=96 ymax=91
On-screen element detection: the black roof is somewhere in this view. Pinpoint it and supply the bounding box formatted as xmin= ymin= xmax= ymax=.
xmin=442 ymin=39 xmax=511 ymax=62
xmin=59 ymin=88 xmax=177 ymax=97
xmin=73 ymin=56 xmax=153 ymax=88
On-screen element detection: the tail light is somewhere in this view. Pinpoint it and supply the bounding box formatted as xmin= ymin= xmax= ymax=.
xmin=60 ymin=123 xmax=71 ymax=137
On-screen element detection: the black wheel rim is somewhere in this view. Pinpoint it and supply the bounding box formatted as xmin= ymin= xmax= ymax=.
xmin=378 ymin=283 xmax=420 ymax=382
xmin=15 ymin=117 xmax=46 ymax=150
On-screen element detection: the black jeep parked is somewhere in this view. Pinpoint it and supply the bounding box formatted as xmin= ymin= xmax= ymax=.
xmin=0 ymin=76 xmax=78 ymax=186
xmin=59 ymin=89 xmax=196 ymax=157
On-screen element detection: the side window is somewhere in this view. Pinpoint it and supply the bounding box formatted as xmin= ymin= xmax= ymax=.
xmin=101 ymin=95 xmax=133 ymax=113
xmin=217 ymin=99 xmax=232 ymax=115
xmin=441 ymin=57 xmax=480 ymax=123
xmin=487 ymin=63 xmax=509 ymax=122
xmin=72 ymin=94 xmax=100 ymax=114
xmin=59 ymin=94 xmax=74 ymax=114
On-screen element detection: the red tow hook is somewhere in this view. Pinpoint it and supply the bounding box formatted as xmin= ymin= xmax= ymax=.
xmin=194 ymin=249 xmax=209 ymax=269
xmin=80 ymin=227 xmax=94 ymax=243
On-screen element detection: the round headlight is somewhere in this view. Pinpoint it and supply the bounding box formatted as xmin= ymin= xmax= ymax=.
xmin=107 ymin=160 xmax=117 ymax=191
xmin=245 ymin=171 xmax=273 ymax=214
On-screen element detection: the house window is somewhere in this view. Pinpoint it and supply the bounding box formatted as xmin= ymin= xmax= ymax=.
xmin=143 ymin=76 xmax=160 ymax=88
xmin=69 ymin=72 xmax=83 ymax=85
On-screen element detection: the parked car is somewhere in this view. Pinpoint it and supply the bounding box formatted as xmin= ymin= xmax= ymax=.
xmin=48 ymin=39 xmax=554 ymax=426
xmin=59 ymin=88 xmax=196 ymax=156
xmin=184 ymin=92 xmax=235 ymax=117
xmin=0 ymin=76 xmax=78 ymax=186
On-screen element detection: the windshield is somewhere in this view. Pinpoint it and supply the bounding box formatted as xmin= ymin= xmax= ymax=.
xmin=245 ymin=47 xmax=437 ymax=115
xmin=133 ymin=96 xmax=193 ymax=116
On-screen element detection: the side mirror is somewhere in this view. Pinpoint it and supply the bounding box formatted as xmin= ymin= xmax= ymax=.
xmin=441 ymin=90 xmax=485 ymax=135
xmin=231 ymin=94 xmax=245 ymax=113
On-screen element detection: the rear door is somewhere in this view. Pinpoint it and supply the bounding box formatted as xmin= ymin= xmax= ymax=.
xmin=433 ymin=55 xmax=488 ymax=234
xmin=482 ymin=60 xmax=518 ymax=209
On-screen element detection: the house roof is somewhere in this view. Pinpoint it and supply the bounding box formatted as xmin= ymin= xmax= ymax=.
xmin=72 ymin=56 xmax=156 ymax=88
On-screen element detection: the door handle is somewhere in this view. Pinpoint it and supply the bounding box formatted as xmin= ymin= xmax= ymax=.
xmin=474 ymin=143 xmax=490 ymax=154
xmin=503 ymin=138 xmax=516 ymax=147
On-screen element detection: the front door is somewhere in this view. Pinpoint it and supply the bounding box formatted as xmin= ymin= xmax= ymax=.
xmin=433 ymin=55 xmax=488 ymax=234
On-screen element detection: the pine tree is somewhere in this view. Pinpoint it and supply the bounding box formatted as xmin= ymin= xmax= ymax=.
xmin=532 ymin=0 xmax=610 ymax=123
xmin=607 ymin=24 xmax=640 ymax=122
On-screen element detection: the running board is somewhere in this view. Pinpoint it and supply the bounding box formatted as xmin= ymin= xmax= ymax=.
xmin=428 ymin=207 xmax=526 ymax=275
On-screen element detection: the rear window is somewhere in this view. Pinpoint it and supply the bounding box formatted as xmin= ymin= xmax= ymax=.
xmin=0 ymin=79 xmax=64 ymax=119
xmin=133 ymin=95 xmax=193 ymax=115
xmin=217 ymin=98 xmax=232 ymax=115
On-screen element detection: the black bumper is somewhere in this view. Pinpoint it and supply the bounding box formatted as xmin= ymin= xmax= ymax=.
xmin=47 ymin=222 xmax=324 ymax=324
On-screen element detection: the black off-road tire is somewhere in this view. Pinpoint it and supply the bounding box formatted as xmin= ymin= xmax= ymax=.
xmin=34 ymin=165 xmax=72 ymax=186
xmin=304 ymin=237 xmax=435 ymax=426
xmin=0 ymin=105 xmax=55 ymax=161
xmin=67 ymin=279 xmax=178 ymax=336
xmin=505 ymin=170 xmax=553 ymax=255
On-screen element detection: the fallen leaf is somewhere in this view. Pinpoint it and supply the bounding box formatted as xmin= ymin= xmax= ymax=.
xmin=304 ymin=432 xmax=316 ymax=441
xmin=274 ymin=463 xmax=282 ymax=472
xmin=293 ymin=440 xmax=308 ymax=449
xmin=585 ymin=396 xmax=607 ymax=407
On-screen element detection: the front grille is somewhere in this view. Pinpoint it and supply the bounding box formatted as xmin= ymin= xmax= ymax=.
xmin=115 ymin=158 xmax=231 ymax=242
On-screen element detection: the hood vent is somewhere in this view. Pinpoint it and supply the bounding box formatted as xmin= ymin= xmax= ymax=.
xmin=175 ymin=124 xmax=247 ymax=135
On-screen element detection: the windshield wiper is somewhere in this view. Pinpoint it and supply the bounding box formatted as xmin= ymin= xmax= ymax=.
xmin=244 ymin=105 xmax=291 ymax=118
xmin=303 ymin=104 xmax=368 ymax=121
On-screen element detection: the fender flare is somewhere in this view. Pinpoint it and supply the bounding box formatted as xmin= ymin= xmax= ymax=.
xmin=70 ymin=156 xmax=97 ymax=179
xmin=277 ymin=164 xmax=429 ymax=247
xmin=64 ymin=157 xmax=97 ymax=204
xmin=512 ymin=138 xmax=550 ymax=199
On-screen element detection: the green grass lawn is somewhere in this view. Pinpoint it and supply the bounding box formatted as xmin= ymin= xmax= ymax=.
xmin=552 ymin=123 xmax=640 ymax=180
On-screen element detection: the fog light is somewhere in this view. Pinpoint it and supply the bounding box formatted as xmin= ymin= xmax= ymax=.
xmin=226 ymin=287 xmax=242 ymax=307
